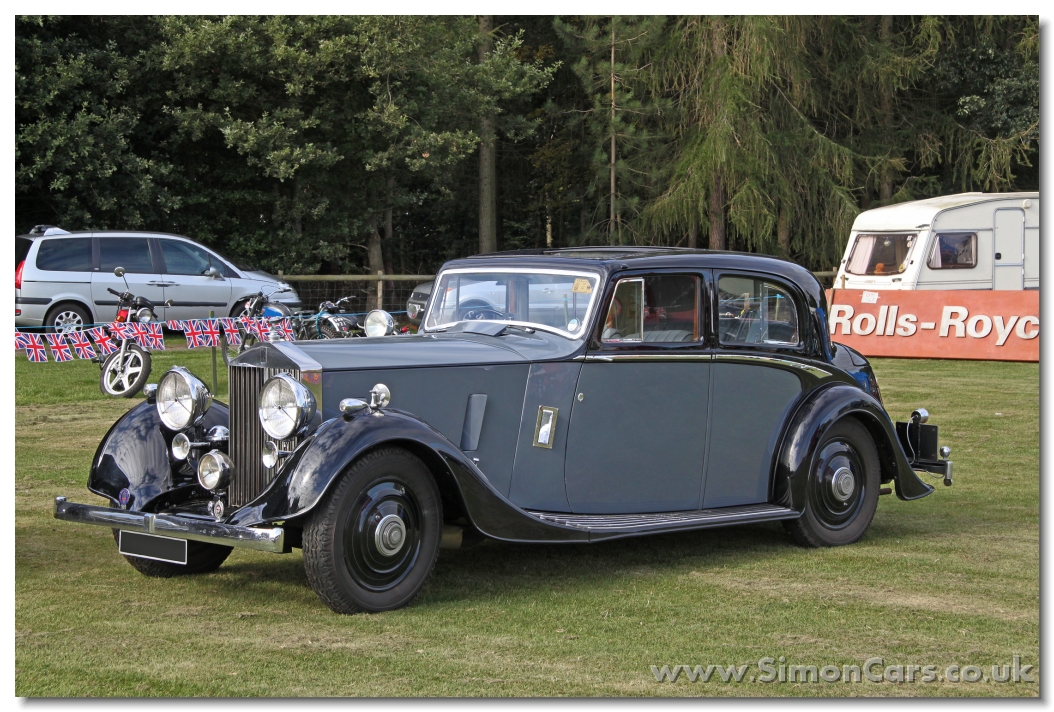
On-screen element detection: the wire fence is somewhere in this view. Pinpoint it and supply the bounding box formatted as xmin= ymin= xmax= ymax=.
xmin=279 ymin=274 xmax=433 ymax=319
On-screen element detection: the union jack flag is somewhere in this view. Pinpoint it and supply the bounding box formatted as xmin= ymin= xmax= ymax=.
xmin=44 ymin=334 xmax=74 ymax=362
xmin=166 ymin=320 xmax=186 ymax=331
xmin=146 ymin=323 xmax=166 ymax=350
xmin=109 ymin=322 xmax=133 ymax=340
xmin=219 ymin=318 xmax=242 ymax=346
xmin=129 ymin=322 xmax=152 ymax=349
xmin=277 ymin=318 xmax=296 ymax=341
xmin=88 ymin=327 xmax=118 ymax=355
xmin=23 ymin=333 xmax=47 ymax=362
xmin=66 ymin=331 xmax=97 ymax=359
xmin=256 ymin=318 xmax=271 ymax=341
xmin=240 ymin=315 xmax=261 ymax=338
xmin=199 ymin=319 xmax=222 ymax=347
xmin=15 ymin=332 xmax=31 ymax=350
xmin=183 ymin=320 xmax=208 ymax=348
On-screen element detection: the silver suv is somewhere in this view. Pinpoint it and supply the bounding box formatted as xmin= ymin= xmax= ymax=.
xmin=15 ymin=227 xmax=301 ymax=332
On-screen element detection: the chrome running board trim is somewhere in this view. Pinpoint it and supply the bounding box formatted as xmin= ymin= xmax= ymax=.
xmin=526 ymin=503 xmax=798 ymax=535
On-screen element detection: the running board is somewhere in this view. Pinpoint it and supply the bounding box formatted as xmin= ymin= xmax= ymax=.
xmin=526 ymin=503 xmax=798 ymax=540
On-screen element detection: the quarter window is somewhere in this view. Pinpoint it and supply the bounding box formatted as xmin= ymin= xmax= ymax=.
xmin=99 ymin=238 xmax=154 ymax=274
xmin=927 ymin=233 xmax=977 ymax=269
xmin=35 ymin=238 xmax=92 ymax=272
xmin=718 ymin=276 xmax=799 ymax=346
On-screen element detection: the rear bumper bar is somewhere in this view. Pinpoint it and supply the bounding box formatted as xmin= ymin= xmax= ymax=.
xmin=53 ymin=497 xmax=285 ymax=553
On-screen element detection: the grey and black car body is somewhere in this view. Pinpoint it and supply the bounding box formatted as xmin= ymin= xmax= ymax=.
xmin=55 ymin=248 xmax=954 ymax=614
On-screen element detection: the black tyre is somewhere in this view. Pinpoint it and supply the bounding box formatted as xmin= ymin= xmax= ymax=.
xmin=111 ymin=528 xmax=232 ymax=577
xmin=100 ymin=344 xmax=151 ymax=397
xmin=45 ymin=302 xmax=91 ymax=334
xmin=784 ymin=418 xmax=880 ymax=547
xmin=303 ymin=447 xmax=442 ymax=614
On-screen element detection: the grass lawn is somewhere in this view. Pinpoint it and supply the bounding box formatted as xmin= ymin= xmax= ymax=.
xmin=15 ymin=350 xmax=1038 ymax=696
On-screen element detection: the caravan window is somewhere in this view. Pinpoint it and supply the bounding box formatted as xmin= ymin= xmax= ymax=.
xmin=927 ymin=233 xmax=977 ymax=269
xmin=846 ymin=233 xmax=916 ymax=275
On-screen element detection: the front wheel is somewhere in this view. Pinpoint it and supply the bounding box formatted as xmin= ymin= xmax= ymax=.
xmin=302 ymin=448 xmax=442 ymax=614
xmin=783 ymin=418 xmax=880 ymax=547
xmin=100 ymin=344 xmax=151 ymax=397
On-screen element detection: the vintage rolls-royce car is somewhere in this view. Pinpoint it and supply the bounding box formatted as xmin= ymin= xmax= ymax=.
xmin=55 ymin=248 xmax=953 ymax=614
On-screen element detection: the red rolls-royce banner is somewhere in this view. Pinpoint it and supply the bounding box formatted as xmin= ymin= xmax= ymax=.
xmin=826 ymin=289 xmax=1039 ymax=362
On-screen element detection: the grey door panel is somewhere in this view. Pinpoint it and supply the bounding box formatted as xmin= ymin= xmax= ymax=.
xmin=91 ymin=237 xmax=166 ymax=322
xmin=993 ymin=209 xmax=1024 ymax=290
xmin=322 ymin=364 xmax=528 ymax=496
xmin=508 ymin=362 xmax=582 ymax=512
xmin=564 ymin=362 xmax=710 ymax=514
xmin=702 ymin=363 xmax=802 ymax=508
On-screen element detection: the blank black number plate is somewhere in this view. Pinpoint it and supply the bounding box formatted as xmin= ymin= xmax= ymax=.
xmin=118 ymin=531 xmax=188 ymax=565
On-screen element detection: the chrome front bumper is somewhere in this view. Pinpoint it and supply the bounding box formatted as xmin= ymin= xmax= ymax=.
xmin=53 ymin=497 xmax=285 ymax=553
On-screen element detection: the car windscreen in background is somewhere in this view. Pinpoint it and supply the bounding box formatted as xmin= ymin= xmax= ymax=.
xmin=16 ymin=237 xmax=32 ymax=264
xmin=35 ymin=238 xmax=92 ymax=272
xmin=99 ymin=238 xmax=153 ymax=273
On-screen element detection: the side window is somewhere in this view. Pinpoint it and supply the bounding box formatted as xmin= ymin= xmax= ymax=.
xmin=718 ymin=276 xmax=799 ymax=347
xmin=34 ymin=238 xmax=92 ymax=272
xmin=99 ymin=238 xmax=154 ymax=274
xmin=601 ymin=278 xmax=643 ymax=342
xmin=160 ymin=239 xmax=221 ymax=276
xmin=927 ymin=233 xmax=977 ymax=269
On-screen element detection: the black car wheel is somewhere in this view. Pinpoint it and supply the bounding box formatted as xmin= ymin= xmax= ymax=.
xmin=303 ymin=447 xmax=442 ymax=614
xmin=784 ymin=418 xmax=880 ymax=547
xmin=45 ymin=303 xmax=91 ymax=334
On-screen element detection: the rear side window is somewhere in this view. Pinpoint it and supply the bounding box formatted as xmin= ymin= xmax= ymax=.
xmin=718 ymin=275 xmax=800 ymax=346
xmin=99 ymin=238 xmax=154 ymax=274
xmin=928 ymin=233 xmax=977 ymax=269
xmin=16 ymin=237 xmax=32 ymax=264
xmin=34 ymin=238 xmax=93 ymax=272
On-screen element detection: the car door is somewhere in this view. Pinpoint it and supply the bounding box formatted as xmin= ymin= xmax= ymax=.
xmin=563 ymin=272 xmax=711 ymax=514
xmin=91 ymin=235 xmax=167 ymax=323
xmin=703 ymin=273 xmax=807 ymax=509
xmin=157 ymin=238 xmax=234 ymax=321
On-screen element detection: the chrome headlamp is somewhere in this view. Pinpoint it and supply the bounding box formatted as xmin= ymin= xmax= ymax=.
xmin=136 ymin=307 xmax=154 ymax=323
xmin=156 ymin=366 xmax=212 ymax=431
xmin=258 ymin=373 xmax=316 ymax=440
xmin=198 ymin=450 xmax=233 ymax=491
xmin=364 ymin=309 xmax=396 ymax=337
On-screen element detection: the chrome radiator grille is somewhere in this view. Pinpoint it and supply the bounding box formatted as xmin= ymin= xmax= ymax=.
xmin=228 ymin=363 xmax=302 ymax=507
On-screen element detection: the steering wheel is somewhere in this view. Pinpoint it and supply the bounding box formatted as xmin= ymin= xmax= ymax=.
xmin=463 ymin=307 xmax=509 ymax=321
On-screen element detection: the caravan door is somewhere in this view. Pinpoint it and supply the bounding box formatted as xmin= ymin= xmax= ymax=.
xmin=993 ymin=209 xmax=1025 ymax=290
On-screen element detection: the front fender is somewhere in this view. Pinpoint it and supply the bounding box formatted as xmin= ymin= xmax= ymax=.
xmin=226 ymin=410 xmax=589 ymax=543
xmin=773 ymin=384 xmax=934 ymax=509
xmin=88 ymin=399 xmax=230 ymax=511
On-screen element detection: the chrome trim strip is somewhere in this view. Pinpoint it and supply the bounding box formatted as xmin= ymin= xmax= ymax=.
xmin=714 ymin=353 xmax=831 ymax=378
xmin=54 ymin=497 xmax=285 ymax=553
xmin=527 ymin=503 xmax=797 ymax=531
xmin=583 ymin=353 xmax=713 ymax=363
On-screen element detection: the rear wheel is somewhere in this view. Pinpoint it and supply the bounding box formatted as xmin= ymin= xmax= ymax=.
xmin=100 ymin=344 xmax=151 ymax=397
xmin=45 ymin=303 xmax=91 ymax=334
xmin=783 ymin=418 xmax=880 ymax=547
xmin=302 ymin=448 xmax=442 ymax=614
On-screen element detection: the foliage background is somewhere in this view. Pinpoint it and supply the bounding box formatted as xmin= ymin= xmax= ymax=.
xmin=15 ymin=15 xmax=1039 ymax=274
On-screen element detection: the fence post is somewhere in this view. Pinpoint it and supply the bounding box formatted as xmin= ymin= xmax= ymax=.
xmin=377 ymin=270 xmax=384 ymax=311
xmin=209 ymin=309 xmax=218 ymax=394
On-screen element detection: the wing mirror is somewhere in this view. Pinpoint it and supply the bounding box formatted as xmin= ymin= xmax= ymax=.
xmin=113 ymin=267 xmax=125 ymax=277
xmin=205 ymin=266 xmax=222 ymax=279
xmin=165 ymin=299 xmax=174 ymax=307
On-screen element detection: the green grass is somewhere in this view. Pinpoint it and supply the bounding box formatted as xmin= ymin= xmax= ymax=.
xmin=15 ymin=355 xmax=1038 ymax=696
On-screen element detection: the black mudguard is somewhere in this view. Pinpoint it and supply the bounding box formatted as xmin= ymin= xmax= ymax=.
xmin=87 ymin=400 xmax=230 ymax=511
xmin=773 ymin=383 xmax=934 ymax=509
xmin=226 ymin=410 xmax=589 ymax=543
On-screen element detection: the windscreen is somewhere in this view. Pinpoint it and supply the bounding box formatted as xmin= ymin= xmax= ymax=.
xmin=424 ymin=269 xmax=600 ymax=338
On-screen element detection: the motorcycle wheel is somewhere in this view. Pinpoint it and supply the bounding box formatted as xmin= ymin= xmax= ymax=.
xmin=100 ymin=343 xmax=152 ymax=397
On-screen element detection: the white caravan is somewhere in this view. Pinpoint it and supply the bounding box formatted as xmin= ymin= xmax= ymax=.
xmin=833 ymin=192 xmax=1039 ymax=291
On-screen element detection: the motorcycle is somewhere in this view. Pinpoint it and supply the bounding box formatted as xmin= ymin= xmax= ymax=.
xmin=312 ymin=296 xmax=361 ymax=338
xmin=219 ymin=286 xmax=298 ymax=365
xmin=98 ymin=267 xmax=159 ymax=398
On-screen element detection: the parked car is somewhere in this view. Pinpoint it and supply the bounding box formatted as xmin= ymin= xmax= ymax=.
xmin=55 ymin=247 xmax=953 ymax=614
xmin=405 ymin=280 xmax=433 ymax=323
xmin=15 ymin=226 xmax=301 ymax=332
xmin=833 ymin=192 xmax=1039 ymax=291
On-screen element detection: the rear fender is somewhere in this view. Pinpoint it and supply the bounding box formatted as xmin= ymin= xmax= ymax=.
xmin=226 ymin=410 xmax=589 ymax=542
xmin=773 ymin=384 xmax=934 ymax=509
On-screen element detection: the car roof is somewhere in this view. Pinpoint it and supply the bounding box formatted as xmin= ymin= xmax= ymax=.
xmin=14 ymin=230 xmax=202 ymax=240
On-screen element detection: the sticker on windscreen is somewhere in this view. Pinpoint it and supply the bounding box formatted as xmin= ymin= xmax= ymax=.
xmin=571 ymin=278 xmax=593 ymax=294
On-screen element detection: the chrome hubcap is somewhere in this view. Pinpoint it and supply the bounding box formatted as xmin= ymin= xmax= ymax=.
xmin=374 ymin=513 xmax=406 ymax=556
xmin=831 ymin=466 xmax=855 ymax=502
xmin=54 ymin=311 xmax=84 ymax=333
